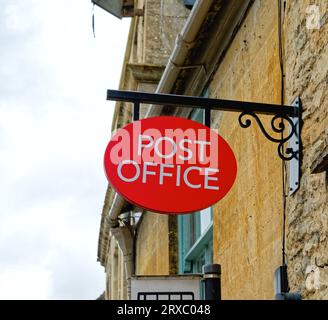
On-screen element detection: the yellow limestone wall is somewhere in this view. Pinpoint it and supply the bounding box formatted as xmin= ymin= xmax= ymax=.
xmin=209 ymin=0 xmax=284 ymax=299
xmin=136 ymin=212 xmax=170 ymax=275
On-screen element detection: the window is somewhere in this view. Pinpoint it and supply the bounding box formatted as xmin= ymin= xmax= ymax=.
xmin=178 ymin=208 xmax=213 ymax=274
xmin=178 ymin=105 xmax=213 ymax=274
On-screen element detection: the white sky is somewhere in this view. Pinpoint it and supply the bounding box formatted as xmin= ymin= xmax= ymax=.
xmin=0 ymin=0 xmax=130 ymax=299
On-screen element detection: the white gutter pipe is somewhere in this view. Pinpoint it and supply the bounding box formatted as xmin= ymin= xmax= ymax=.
xmin=110 ymin=226 xmax=134 ymax=299
xmin=107 ymin=193 xmax=134 ymax=298
xmin=107 ymin=193 xmax=125 ymax=228
xmin=145 ymin=0 xmax=212 ymax=117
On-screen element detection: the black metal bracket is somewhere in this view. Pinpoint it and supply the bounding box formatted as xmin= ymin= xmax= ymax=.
xmin=107 ymin=89 xmax=302 ymax=190
xmin=238 ymin=109 xmax=297 ymax=162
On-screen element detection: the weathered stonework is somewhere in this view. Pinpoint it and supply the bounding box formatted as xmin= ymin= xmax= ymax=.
xmin=284 ymin=0 xmax=328 ymax=300
xmin=144 ymin=0 xmax=188 ymax=65
xmin=135 ymin=212 xmax=169 ymax=275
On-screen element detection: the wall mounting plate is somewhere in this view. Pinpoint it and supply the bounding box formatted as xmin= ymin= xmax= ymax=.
xmin=289 ymin=97 xmax=301 ymax=195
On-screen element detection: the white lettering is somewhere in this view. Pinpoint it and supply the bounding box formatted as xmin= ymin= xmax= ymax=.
xmin=204 ymin=168 xmax=219 ymax=190
xmin=117 ymin=160 xmax=140 ymax=182
xmin=183 ymin=166 xmax=202 ymax=189
xmin=195 ymin=140 xmax=211 ymax=162
xmin=154 ymin=137 xmax=176 ymax=159
xmin=138 ymin=135 xmax=154 ymax=156
xmin=178 ymin=139 xmax=193 ymax=161
xmin=159 ymin=164 xmax=174 ymax=185
xmin=117 ymin=158 xmax=219 ymax=190
xmin=142 ymin=162 xmax=157 ymax=183
xmin=176 ymin=165 xmax=181 ymax=187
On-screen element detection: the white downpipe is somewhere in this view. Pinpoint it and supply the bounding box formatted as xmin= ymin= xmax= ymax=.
xmin=145 ymin=0 xmax=212 ymax=117
xmin=107 ymin=193 xmax=125 ymax=228
xmin=110 ymin=227 xmax=134 ymax=299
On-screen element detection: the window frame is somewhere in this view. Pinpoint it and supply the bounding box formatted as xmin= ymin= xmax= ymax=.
xmin=178 ymin=97 xmax=213 ymax=274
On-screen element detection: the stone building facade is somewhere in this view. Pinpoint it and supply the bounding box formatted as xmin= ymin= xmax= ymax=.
xmin=96 ymin=0 xmax=328 ymax=299
xmin=284 ymin=0 xmax=328 ymax=299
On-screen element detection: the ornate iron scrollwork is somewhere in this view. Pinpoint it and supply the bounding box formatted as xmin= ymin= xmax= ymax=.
xmin=238 ymin=111 xmax=298 ymax=161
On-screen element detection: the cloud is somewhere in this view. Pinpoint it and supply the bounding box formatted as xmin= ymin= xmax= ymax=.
xmin=0 ymin=0 xmax=130 ymax=299
xmin=0 ymin=265 xmax=52 ymax=300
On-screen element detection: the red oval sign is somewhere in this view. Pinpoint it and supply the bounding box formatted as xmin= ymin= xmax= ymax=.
xmin=104 ymin=116 xmax=237 ymax=214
